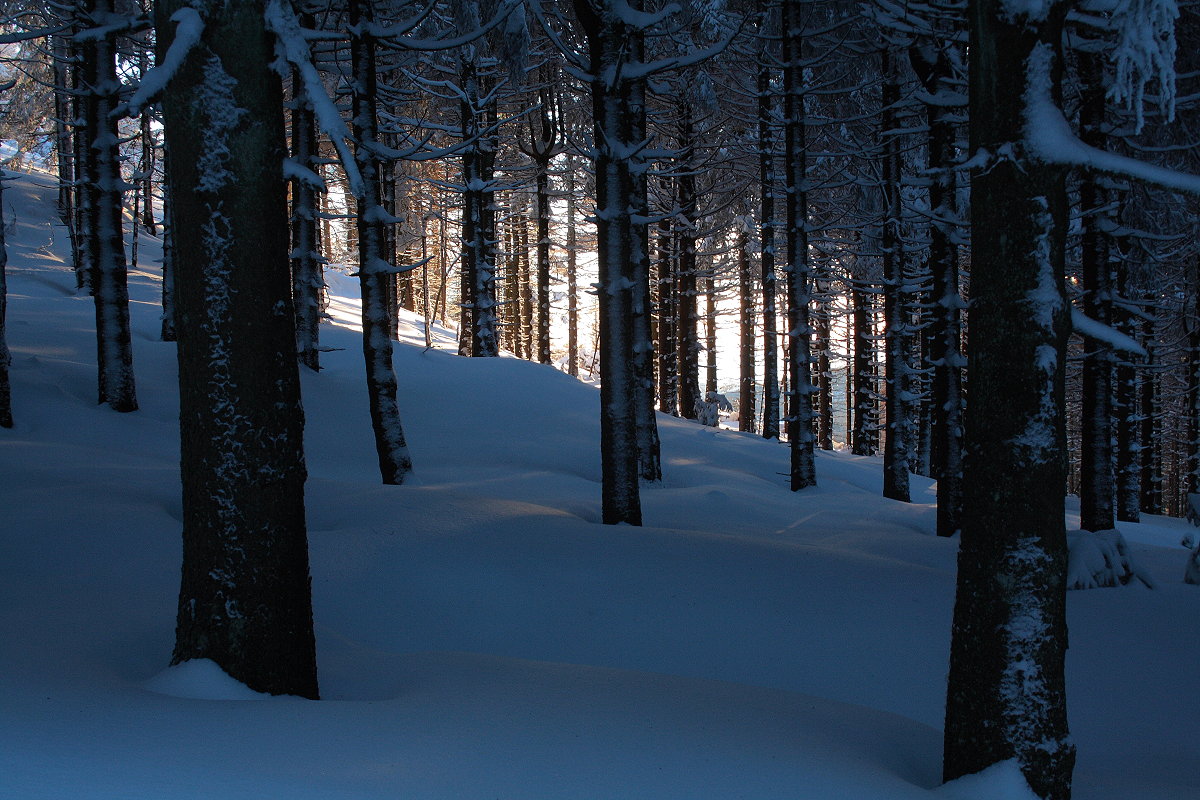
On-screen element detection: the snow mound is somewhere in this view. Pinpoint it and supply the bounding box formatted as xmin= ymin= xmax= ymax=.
xmin=143 ymin=659 xmax=269 ymax=700
xmin=936 ymin=760 xmax=1039 ymax=800
xmin=1067 ymin=529 xmax=1154 ymax=590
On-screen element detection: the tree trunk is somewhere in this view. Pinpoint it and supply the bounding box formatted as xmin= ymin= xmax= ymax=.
xmin=814 ymin=279 xmax=833 ymax=450
xmin=782 ymin=0 xmax=815 ymax=489
xmin=944 ymin=3 xmax=1076 ymax=796
xmin=351 ymin=0 xmax=414 ymax=485
xmin=460 ymin=60 xmax=499 ymax=358
xmin=575 ymin=0 xmax=648 ymax=524
xmin=656 ymin=206 xmax=678 ymax=415
xmin=82 ymin=0 xmax=137 ymax=413
xmin=1114 ymin=249 xmax=1139 ymax=522
xmin=159 ymin=0 xmax=317 ymax=698
xmin=1077 ymin=49 xmax=1115 ymax=533
xmin=676 ymin=111 xmax=701 ymax=420
xmin=566 ymin=155 xmax=579 ymax=377
xmin=911 ymin=40 xmax=964 ymax=536
xmin=1140 ymin=303 xmax=1161 ymax=514
xmin=632 ymin=99 xmax=661 ymax=482
xmin=759 ymin=63 xmax=780 ymax=440
xmin=738 ymin=225 xmax=756 ymax=433
xmin=881 ymin=48 xmax=909 ymax=502
xmin=160 ymin=170 xmax=176 ymax=342
xmin=851 ymin=270 xmax=876 ymax=456
xmin=291 ymin=50 xmax=322 ymax=372
xmin=704 ymin=271 xmax=718 ymax=397
xmin=0 ymin=173 xmax=11 ymax=429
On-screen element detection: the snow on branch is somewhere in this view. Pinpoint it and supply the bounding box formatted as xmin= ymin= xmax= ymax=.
xmin=122 ymin=8 xmax=203 ymax=119
xmin=377 ymin=0 xmax=519 ymax=50
xmin=1023 ymin=43 xmax=1200 ymax=197
xmin=264 ymin=0 xmax=364 ymax=198
xmin=1070 ymin=308 xmax=1147 ymax=356
xmin=610 ymin=0 xmax=682 ymax=30
xmin=1109 ymin=0 xmax=1178 ymax=132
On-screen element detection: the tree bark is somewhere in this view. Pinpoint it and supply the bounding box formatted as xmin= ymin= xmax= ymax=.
xmin=0 ymin=173 xmax=11 ymax=429
xmin=159 ymin=0 xmax=317 ymax=698
xmin=738 ymin=224 xmax=756 ymax=433
xmin=290 ymin=44 xmax=322 ymax=372
xmin=1077 ymin=49 xmax=1115 ymax=533
xmin=576 ymin=0 xmax=646 ymax=525
xmin=759 ymin=64 xmax=780 ymax=440
xmin=350 ymin=0 xmax=414 ymax=485
xmin=944 ymin=2 xmax=1075 ymax=796
xmin=881 ymin=47 xmax=909 ymax=502
xmin=82 ymin=0 xmax=137 ymax=413
xmin=911 ymin=39 xmax=964 ymax=536
xmin=782 ymin=0 xmax=815 ymax=490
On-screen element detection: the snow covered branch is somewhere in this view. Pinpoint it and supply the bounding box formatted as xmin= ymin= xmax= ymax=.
xmin=122 ymin=8 xmax=203 ymax=119
xmin=1023 ymin=43 xmax=1200 ymax=196
xmin=264 ymin=0 xmax=364 ymax=197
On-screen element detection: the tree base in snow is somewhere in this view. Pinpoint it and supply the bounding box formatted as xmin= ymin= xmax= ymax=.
xmin=1066 ymin=529 xmax=1154 ymax=590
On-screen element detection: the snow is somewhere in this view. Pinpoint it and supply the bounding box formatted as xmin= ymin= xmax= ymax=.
xmin=144 ymin=659 xmax=269 ymax=701
xmin=1 ymin=170 xmax=1199 ymax=797
xmin=1023 ymin=42 xmax=1200 ymax=195
xmin=1070 ymin=307 xmax=1148 ymax=356
xmin=123 ymin=8 xmax=204 ymax=119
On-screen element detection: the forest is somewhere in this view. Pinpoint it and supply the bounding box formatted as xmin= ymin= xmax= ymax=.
xmin=1 ymin=1 xmax=1198 ymax=799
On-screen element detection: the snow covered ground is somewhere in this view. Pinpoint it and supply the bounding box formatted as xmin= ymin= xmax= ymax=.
xmin=1 ymin=170 xmax=1196 ymax=799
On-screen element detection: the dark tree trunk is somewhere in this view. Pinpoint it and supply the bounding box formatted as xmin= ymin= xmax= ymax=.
xmin=0 ymin=173 xmax=11 ymax=429
xmin=814 ymin=280 xmax=833 ymax=450
xmin=1077 ymin=49 xmax=1115 ymax=533
xmin=160 ymin=171 xmax=176 ymax=342
xmin=632 ymin=98 xmax=661 ymax=482
xmin=1140 ymin=303 xmax=1161 ymax=514
xmin=291 ymin=48 xmax=323 ymax=372
xmin=881 ymin=48 xmax=909 ymax=502
xmin=782 ymin=0 xmax=815 ymax=490
xmin=460 ymin=60 xmax=499 ymax=358
xmin=911 ymin=39 xmax=964 ymax=536
xmin=82 ymin=0 xmax=137 ymax=413
xmin=656 ymin=207 xmax=678 ymax=415
xmin=519 ymin=211 xmax=534 ymax=358
xmin=52 ymin=34 xmax=74 ymax=227
xmin=1189 ymin=277 xmax=1200 ymax=498
xmin=351 ymin=0 xmax=414 ymax=485
xmin=535 ymin=164 xmax=552 ymax=364
xmin=704 ymin=272 xmax=718 ymax=397
xmin=159 ymin=0 xmax=317 ymax=698
xmin=758 ymin=64 xmax=780 ymax=440
xmin=675 ymin=111 xmax=701 ymax=420
xmin=1114 ymin=250 xmax=1139 ymax=522
xmin=525 ymin=81 xmax=559 ymax=366
xmin=566 ymin=155 xmax=579 ymax=377
xmin=738 ymin=225 xmax=756 ymax=433
xmin=575 ymin=0 xmax=647 ymax=525
xmin=944 ymin=2 xmax=1076 ymax=797
xmin=140 ymin=110 xmax=157 ymax=235
xmin=851 ymin=271 xmax=877 ymax=456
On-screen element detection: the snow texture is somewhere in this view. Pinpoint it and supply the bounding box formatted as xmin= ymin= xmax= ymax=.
xmin=1067 ymin=529 xmax=1155 ymax=589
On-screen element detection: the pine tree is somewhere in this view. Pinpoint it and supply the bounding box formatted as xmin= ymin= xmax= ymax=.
xmin=943 ymin=1 xmax=1075 ymax=795
xmin=160 ymin=0 xmax=318 ymax=698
